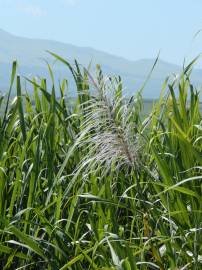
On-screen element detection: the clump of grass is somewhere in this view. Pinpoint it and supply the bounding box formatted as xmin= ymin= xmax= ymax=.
xmin=0 ymin=54 xmax=201 ymax=270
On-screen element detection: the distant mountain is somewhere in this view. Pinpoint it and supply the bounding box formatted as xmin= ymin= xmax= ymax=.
xmin=0 ymin=29 xmax=202 ymax=98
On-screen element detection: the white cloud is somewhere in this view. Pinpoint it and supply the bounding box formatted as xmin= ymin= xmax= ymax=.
xmin=18 ymin=2 xmax=46 ymax=17
xmin=0 ymin=0 xmax=46 ymax=16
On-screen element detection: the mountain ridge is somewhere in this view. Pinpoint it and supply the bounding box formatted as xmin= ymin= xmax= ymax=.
xmin=0 ymin=29 xmax=201 ymax=98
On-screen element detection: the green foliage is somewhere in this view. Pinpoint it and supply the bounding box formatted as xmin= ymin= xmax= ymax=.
xmin=0 ymin=55 xmax=201 ymax=270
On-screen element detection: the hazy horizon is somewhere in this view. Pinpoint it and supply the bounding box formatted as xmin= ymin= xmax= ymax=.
xmin=1 ymin=26 xmax=202 ymax=100
xmin=1 ymin=0 xmax=202 ymax=67
xmin=0 ymin=28 xmax=186 ymax=66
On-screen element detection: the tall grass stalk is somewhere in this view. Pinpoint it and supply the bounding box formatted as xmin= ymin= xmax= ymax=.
xmin=0 ymin=55 xmax=201 ymax=269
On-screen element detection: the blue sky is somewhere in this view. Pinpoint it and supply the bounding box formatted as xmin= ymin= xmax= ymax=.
xmin=0 ymin=0 xmax=202 ymax=65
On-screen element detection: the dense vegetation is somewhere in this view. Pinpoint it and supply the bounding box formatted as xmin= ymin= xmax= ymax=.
xmin=0 ymin=53 xmax=201 ymax=270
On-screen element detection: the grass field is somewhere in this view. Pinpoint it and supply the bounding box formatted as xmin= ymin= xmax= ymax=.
xmin=0 ymin=55 xmax=201 ymax=270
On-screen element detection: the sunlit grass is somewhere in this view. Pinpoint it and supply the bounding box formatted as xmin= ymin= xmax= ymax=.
xmin=0 ymin=55 xmax=201 ymax=270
